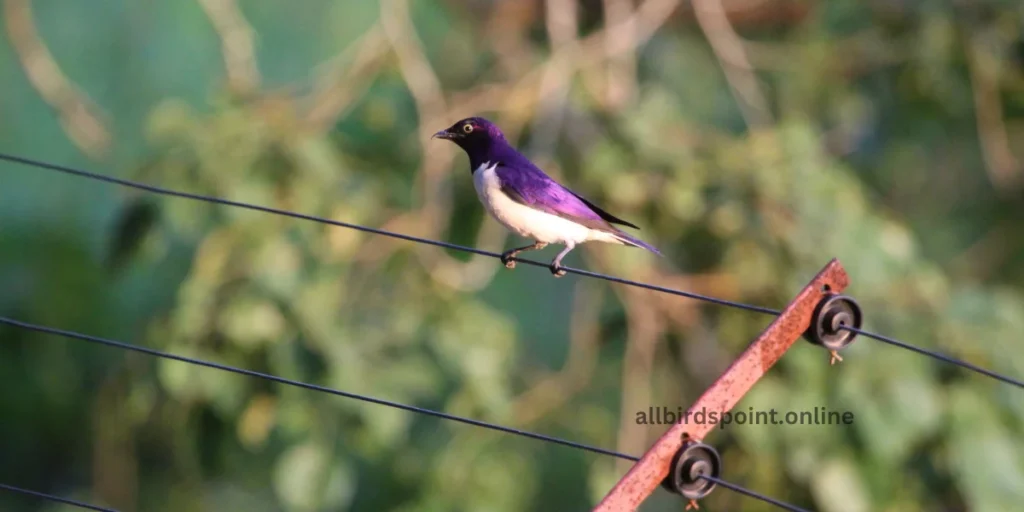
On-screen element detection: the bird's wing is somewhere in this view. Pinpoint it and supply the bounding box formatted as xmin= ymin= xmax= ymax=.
xmin=564 ymin=189 xmax=640 ymax=229
xmin=494 ymin=161 xmax=640 ymax=231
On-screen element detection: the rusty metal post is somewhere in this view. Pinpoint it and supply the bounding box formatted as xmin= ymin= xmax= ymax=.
xmin=594 ymin=259 xmax=850 ymax=511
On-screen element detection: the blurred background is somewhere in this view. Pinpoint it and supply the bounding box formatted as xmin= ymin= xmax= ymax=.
xmin=2 ymin=0 xmax=1024 ymax=511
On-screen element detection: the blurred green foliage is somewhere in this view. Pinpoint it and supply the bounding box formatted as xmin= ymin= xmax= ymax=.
xmin=2 ymin=1 xmax=1024 ymax=511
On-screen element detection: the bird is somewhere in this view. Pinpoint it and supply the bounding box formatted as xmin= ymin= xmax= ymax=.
xmin=432 ymin=116 xmax=660 ymax=277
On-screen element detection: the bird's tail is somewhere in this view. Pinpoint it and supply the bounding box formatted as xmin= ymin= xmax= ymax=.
xmin=611 ymin=230 xmax=662 ymax=256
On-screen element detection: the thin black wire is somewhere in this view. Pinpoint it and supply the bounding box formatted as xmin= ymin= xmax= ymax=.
xmin=2 ymin=152 xmax=1020 ymax=388
xmin=0 ymin=154 xmax=848 ymax=512
xmin=840 ymin=326 xmax=1024 ymax=389
xmin=0 ymin=483 xmax=118 ymax=512
xmin=0 ymin=153 xmax=780 ymax=317
xmin=2 ymin=156 xmax=1022 ymax=448
xmin=699 ymin=475 xmax=810 ymax=512
xmin=1 ymin=321 xmax=807 ymax=512
xmin=0 ymin=156 xmax=984 ymax=511
xmin=0 ymin=316 xmax=639 ymax=462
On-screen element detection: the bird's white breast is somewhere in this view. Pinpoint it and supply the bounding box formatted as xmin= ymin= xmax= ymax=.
xmin=472 ymin=162 xmax=613 ymax=245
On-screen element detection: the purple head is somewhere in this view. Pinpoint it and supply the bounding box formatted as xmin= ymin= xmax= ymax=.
xmin=432 ymin=117 xmax=507 ymax=162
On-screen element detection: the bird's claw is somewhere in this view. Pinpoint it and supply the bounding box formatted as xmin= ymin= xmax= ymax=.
xmin=500 ymin=251 xmax=517 ymax=269
xmin=549 ymin=263 xmax=566 ymax=278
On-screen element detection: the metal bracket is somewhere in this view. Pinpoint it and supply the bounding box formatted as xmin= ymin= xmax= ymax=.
xmin=593 ymin=259 xmax=850 ymax=511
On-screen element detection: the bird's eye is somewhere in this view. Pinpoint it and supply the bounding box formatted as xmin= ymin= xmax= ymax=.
xmin=462 ymin=124 xmax=474 ymax=134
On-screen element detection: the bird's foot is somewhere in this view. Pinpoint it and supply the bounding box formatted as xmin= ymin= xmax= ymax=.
xmin=549 ymin=263 xmax=566 ymax=278
xmin=500 ymin=251 xmax=518 ymax=269
xmin=829 ymin=350 xmax=844 ymax=365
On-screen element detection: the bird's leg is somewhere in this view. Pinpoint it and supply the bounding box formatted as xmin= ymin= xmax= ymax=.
xmin=549 ymin=242 xmax=575 ymax=277
xmin=500 ymin=241 xmax=548 ymax=269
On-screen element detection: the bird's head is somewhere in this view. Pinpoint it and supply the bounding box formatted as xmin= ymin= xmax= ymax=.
xmin=432 ymin=117 xmax=506 ymax=154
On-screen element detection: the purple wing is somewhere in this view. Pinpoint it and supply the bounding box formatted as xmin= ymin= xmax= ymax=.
xmin=493 ymin=160 xmax=640 ymax=232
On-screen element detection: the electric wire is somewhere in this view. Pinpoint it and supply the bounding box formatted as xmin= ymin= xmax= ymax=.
xmin=840 ymin=325 xmax=1024 ymax=389
xmin=699 ymin=475 xmax=810 ymax=512
xmin=0 ymin=316 xmax=638 ymax=462
xmin=0 ymin=483 xmax=118 ymax=512
xmin=0 ymin=153 xmax=780 ymax=317
xmin=3 ymin=152 xmax=1018 ymax=391
xmin=0 ymin=316 xmax=808 ymax=512
xmin=0 ymin=152 xmax=808 ymax=512
xmin=1 ymin=152 xmax=1019 ymax=388
xmin=2 ymin=152 xmax=1021 ymax=508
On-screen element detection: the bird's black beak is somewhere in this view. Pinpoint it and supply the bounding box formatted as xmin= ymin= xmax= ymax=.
xmin=432 ymin=129 xmax=455 ymax=140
